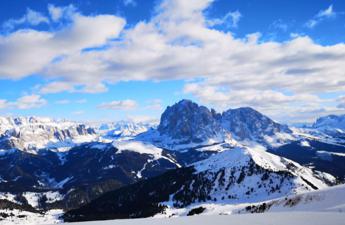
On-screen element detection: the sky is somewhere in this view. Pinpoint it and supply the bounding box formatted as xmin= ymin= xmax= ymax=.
xmin=0 ymin=0 xmax=345 ymax=124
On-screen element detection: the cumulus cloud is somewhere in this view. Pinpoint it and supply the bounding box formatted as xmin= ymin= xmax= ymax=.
xmin=98 ymin=99 xmax=137 ymax=110
xmin=306 ymin=5 xmax=336 ymax=28
xmin=0 ymin=0 xmax=345 ymax=121
xmin=2 ymin=8 xmax=49 ymax=30
xmin=0 ymin=10 xmax=125 ymax=81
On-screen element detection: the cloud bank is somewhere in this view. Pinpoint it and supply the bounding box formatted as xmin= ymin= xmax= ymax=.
xmin=0 ymin=0 xmax=344 ymax=122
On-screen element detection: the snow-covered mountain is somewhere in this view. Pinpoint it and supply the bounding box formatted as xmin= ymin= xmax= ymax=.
xmin=221 ymin=107 xmax=293 ymax=145
xmin=99 ymin=121 xmax=153 ymax=138
xmin=313 ymin=114 xmax=345 ymax=131
xmin=1 ymin=100 xmax=345 ymax=224
xmin=63 ymin=145 xmax=335 ymax=222
xmin=307 ymin=114 xmax=345 ymax=143
xmin=0 ymin=116 xmax=97 ymax=152
xmin=138 ymin=100 xmax=294 ymax=149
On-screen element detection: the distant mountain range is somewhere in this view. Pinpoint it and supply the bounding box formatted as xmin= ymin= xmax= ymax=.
xmin=0 ymin=99 xmax=345 ymax=224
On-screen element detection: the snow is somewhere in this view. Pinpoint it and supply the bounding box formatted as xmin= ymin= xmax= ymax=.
xmin=0 ymin=192 xmax=17 ymax=202
xmin=55 ymin=176 xmax=73 ymax=188
xmin=103 ymin=165 xmax=116 ymax=170
xmin=300 ymin=140 xmax=311 ymax=147
xmin=61 ymin=212 xmax=345 ymax=225
xmin=112 ymin=140 xmax=180 ymax=168
xmin=21 ymin=192 xmax=63 ymax=208
xmin=113 ymin=141 xmax=164 ymax=160
xmin=264 ymin=184 xmax=345 ymax=213
xmin=44 ymin=191 xmax=64 ymax=204
xmin=263 ymin=132 xmax=296 ymax=147
xmin=22 ymin=192 xmax=41 ymax=208
xmin=158 ymin=183 xmax=345 ymax=219
xmin=0 ymin=209 xmax=62 ymax=225
xmin=317 ymin=151 xmax=345 ymax=158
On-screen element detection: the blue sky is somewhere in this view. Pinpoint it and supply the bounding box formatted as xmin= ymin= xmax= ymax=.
xmin=0 ymin=0 xmax=345 ymax=123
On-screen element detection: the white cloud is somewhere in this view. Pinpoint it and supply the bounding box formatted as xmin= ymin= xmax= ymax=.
xmin=317 ymin=5 xmax=335 ymax=18
xmin=0 ymin=12 xmax=126 ymax=80
xmin=48 ymin=4 xmax=76 ymax=21
xmin=3 ymin=8 xmax=49 ymax=30
xmin=207 ymin=10 xmax=242 ymax=28
xmin=14 ymin=94 xmax=47 ymax=109
xmin=98 ymin=99 xmax=137 ymax=110
xmin=306 ymin=5 xmax=336 ymax=28
xmin=40 ymin=82 xmax=75 ymax=94
xmin=1 ymin=0 xmax=345 ymax=121
xmin=0 ymin=95 xmax=47 ymax=110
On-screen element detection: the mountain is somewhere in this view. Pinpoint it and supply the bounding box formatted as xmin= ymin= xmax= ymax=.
xmin=0 ymin=140 xmax=182 ymax=211
xmin=157 ymin=99 xmax=229 ymax=145
xmin=63 ymin=146 xmax=335 ymax=222
xmin=221 ymin=107 xmax=293 ymax=145
xmin=269 ymin=139 xmax=345 ymax=180
xmin=1 ymin=100 xmax=345 ymax=224
xmin=144 ymin=100 xmax=294 ymax=149
xmin=0 ymin=116 xmax=97 ymax=153
xmin=313 ymin=114 xmax=345 ymax=131
xmin=100 ymin=121 xmax=153 ymax=138
xmin=309 ymin=114 xmax=345 ymax=143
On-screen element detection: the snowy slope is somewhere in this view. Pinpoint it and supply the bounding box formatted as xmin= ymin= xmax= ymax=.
xmin=62 ymin=144 xmax=336 ymax=222
xmin=161 ymin=146 xmax=335 ymax=210
xmin=4 ymin=184 xmax=345 ymax=224
xmin=62 ymin=213 xmax=345 ymax=225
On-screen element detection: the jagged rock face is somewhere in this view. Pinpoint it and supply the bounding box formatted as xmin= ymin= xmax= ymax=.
xmin=158 ymin=100 xmax=224 ymax=143
xmin=221 ymin=107 xmax=291 ymax=141
xmin=0 ymin=116 xmax=96 ymax=151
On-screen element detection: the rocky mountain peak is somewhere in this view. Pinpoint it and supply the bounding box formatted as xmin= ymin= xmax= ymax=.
xmin=157 ymin=99 xmax=223 ymax=143
xmin=221 ymin=107 xmax=292 ymax=141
